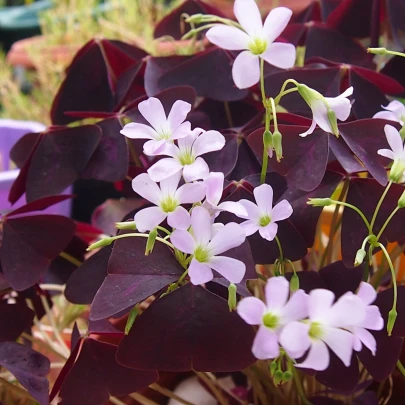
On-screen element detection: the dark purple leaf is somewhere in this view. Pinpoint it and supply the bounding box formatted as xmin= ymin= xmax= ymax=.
xmin=328 ymin=135 xmax=364 ymax=174
xmin=87 ymin=319 xmax=122 ymax=336
xmin=0 ymin=302 xmax=34 ymax=342
xmin=310 ymin=397 xmax=343 ymax=405
xmin=117 ymin=283 xmax=256 ymax=371
xmin=354 ymin=391 xmax=378 ymax=405
xmin=10 ymin=132 xmax=41 ymax=169
xmin=228 ymin=138 xmax=262 ymax=180
xmin=6 ymin=195 xmax=74 ymax=217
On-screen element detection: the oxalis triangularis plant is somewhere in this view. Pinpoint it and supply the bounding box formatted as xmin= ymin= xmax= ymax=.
xmin=3 ymin=0 xmax=405 ymax=404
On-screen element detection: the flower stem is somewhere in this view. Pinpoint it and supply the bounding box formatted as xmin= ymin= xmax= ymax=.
xmin=328 ymin=201 xmax=371 ymax=233
xmin=376 ymin=206 xmax=400 ymax=241
xmin=274 ymin=79 xmax=299 ymax=105
xmin=59 ymin=251 xmax=82 ymax=267
xmin=370 ymin=181 xmax=393 ymax=234
xmin=292 ymin=367 xmax=313 ymax=405
xmin=260 ymin=57 xmax=266 ymax=106
xmin=275 ymin=235 xmax=284 ymax=264
xmin=397 ymin=360 xmax=405 ymax=378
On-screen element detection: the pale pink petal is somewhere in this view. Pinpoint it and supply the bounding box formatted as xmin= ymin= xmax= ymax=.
xmin=191 ymin=206 xmax=212 ymax=245
xmin=182 ymin=158 xmax=210 ymax=182
xmin=209 ymin=256 xmax=246 ymax=283
xmin=237 ymin=297 xmax=266 ymax=325
xmin=279 ymin=321 xmax=311 ymax=359
xmin=238 ymin=199 xmax=260 ymax=219
xmin=258 ymin=222 xmax=278 ymax=241
xmin=175 ymin=182 xmax=206 ymax=204
xmin=206 ymin=25 xmax=250 ymax=50
xmin=232 ymin=51 xmax=260 ymax=89
xmin=160 ymin=171 xmax=182 ymax=197
xmin=172 ymin=121 xmax=192 ymax=140
xmin=178 ymin=130 xmax=199 ymax=151
xmin=282 ymin=290 xmax=309 ymax=323
xmin=167 ymin=100 xmax=191 ymax=130
xmin=265 ymin=276 xmax=289 ymax=311
xmin=205 ymin=172 xmax=224 ymax=206
xmin=260 ymin=42 xmax=296 ymax=69
xmin=208 ymin=222 xmax=246 ymax=255
xmin=138 ymin=97 xmax=167 ymax=131
xmin=167 ymin=206 xmax=191 ymax=230
xmin=325 ymin=294 xmax=366 ymax=328
xmin=322 ymin=327 xmax=354 ymax=367
xmin=170 ymin=229 xmax=195 ymax=254
xmin=192 ymin=130 xmax=226 ymax=156
xmin=308 ymin=289 xmax=335 ymax=320
xmin=312 ymin=100 xmax=333 ymax=133
xmin=356 ymin=282 xmax=377 ymax=305
xmin=359 ymin=306 xmax=384 ymax=330
xmin=263 ymin=7 xmax=293 ymax=43
xmin=252 ymin=326 xmax=280 ymax=360
xmin=373 ymin=110 xmax=401 ymax=123
xmin=147 ymin=158 xmax=183 ymax=182
xmin=353 ymin=334 xmax=362 ymax=352
xmin=299 ymin=118 xmax=316 ymax=137
xmin=234 ymin=0 xmax=263 ymax=36
xmin=217 ymin=201 xmax=248 ymax=217
xmin=135 ymin=206 xmax=167 ymax=232
xmin=132 ymin=173 xmax=162 ymax=205
xmin=271 ymin=199 xmax=293 ymax=222
xmin=325 ymin=96 xmax=352 ymax=121
xmin=352 ymin=326 xmax=377 ymax=355
xmin=338 ymin=86 xmax=353 ymax=98
xmin=211 ymin=223 xmax=224 ymax=238
xmin=148 ymin=141 xmax=178 ymax=157
xmin=383 ymin=100 xmax=405 ymax=114
xmin=378 ymin=148 xmax=395 ymax=160
xmin=143 ymin=139 xmax=168 ymax=156
xmin=253 ymin=184 xmax=273 ymax=214
xmin=295 ymin=340 xmax=329 ymax=371
xmin=189 ymin=259 xmax=213 ymax=285
xmin=384 ymin=125 xmax=403 ymax=158
xmin=239 ymin=220 xmax=260 ymax=236
xmin=120 ymin=123 xmax=156 ymax=139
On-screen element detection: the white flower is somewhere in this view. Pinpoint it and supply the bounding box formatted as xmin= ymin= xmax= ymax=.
xmin=237 ymin=277 xmax=309 ymax=360
xmin=147 ymin=128 xmax=225 ymax=182
xmin=132 ymin=172 xmax=205 ymax=231
xmin=120 ymin=97 xmax=192 ymax=155
xmin=206 ymin=0 xmax=295 ymax=89
xmin=170 ymin=206 xmax=246 ymax=285
xmin=236 ymin=184 xmax=293 ymax=241
xmin=373 ymin=100 xmax=405 ymax=125
xmin=377 ymin=124 xmax=405 ymax=183
xmin=298 ymin=85 xmax=353 ymax=137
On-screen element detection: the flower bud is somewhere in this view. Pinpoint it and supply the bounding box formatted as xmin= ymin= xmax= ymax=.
xmin=307 ymin=198 xmax=333 ymax=207
xmin=87 ymin=237 xmax=113 ymax=251
xmin=387 ymin=308 xmax=397 ymax=336
xmin=145 ymin=228 xmax=158 ymax=256
xmin=116 ymin=221 xmax=137 ymax=230
xmin=228 ymin=283 xmax=237 ymax=311
xmin=327 ymin=108 xmax=339 ymax=137
xmin=354 ymin=249 xmax=367 ymax=267
xmin=282 ymin=371 xmax=292 ymax=383
xmin=273 ymin=370 xmax=284 ymax=386
xmin=272 ymin=130 xmax=283 ymax=162
xmin=398 ymin=190 xmax=405 ymax=208
xmin=125 ymin=305 xmax=139 ymax=335
xmin=367 ymin=47 xmax=387 ymax=55
xmin=297 ymin=83 xmax=323 ymax=106
xmin=263 ymin=130 xmax=273 ymax=158
xmin=290 ymin=273 xmax=299 ymax=292
xmin=270 ymin=361 xmax=278 ymax=376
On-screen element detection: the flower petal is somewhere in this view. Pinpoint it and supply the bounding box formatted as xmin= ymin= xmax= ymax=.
xmin=325 ymin=96 xmax=352 ymax=121
xmin=384 ymin=124 xmax=403 ymax=158
xmin=239 ymin=219 xmax=260 ymax=236
xmin=359 ymin=306 xmax=384 ymax=330
xmin=192 ymin=130 xmax=226 ymax=156
xmin=252 ymin=326 xmax=280 ymax=360
xmin=352 ymin=326 xmax=377 ymax=355
xmin=253 ymin=184 xmax=273 ymax=214
xmin=147 ymin=158 xmax=183 ymax=182
xmin=189 ymin=259 xmax=213 ymax=285
xmin=373 ymin=110 xmax=402 ymax=123
xmin=322 ymin=327 xmax=354 ymax=367
xmin=263 ymin=7 xmax=293 ymax=43
xmin=178 ymin=130 xmax=199 ymax=151
xmin=312 ymin=100 xmax=333 ymax=133
xmin=143 ymin=139 xmax=168 ymax=156
xmin=383 ymin=100 xmax=405 ymax=114
xmin=295 ymin=340 xmax=330 ymax=371
xmin=299 ymin=118 xmax=316 ymax=137
xmin=378 ymin=148 xmax=395 ymax=160
xmin=175 ymin=182 xmax=206 ymax=204
xmin=282 ymin=290 xmax=309 ymax=323
xmin=206 ymin=25 xmax=250 ymax=50
xmin=217 ymin=201 xmax=248 ymax=217
xmin=258 ymin=222 xmax=278 ymax=241
xmin=239 ymin=199 xmax=260 ymax=219
xmin=327 ymin=294 xmax=365 ymax=328
xmin=308 ymin=289 xmax=335 ymax=321
xmin=182 ymin=158 xmax=210 ymax=182
xmin=167 ymin=100 xmax=191 ymax=130
xmin=208 ymin=223 xmax=246 ymax=255
xmin=132 ymin=173 xmax=162 ymax=205
xmin=138 ymin=97 xmax=167 ymax=131
xmin=160 ymin=171 xmax=182 ymax=197
xmin=234 ymin=0 xmax=263 ymax=36
xmin=260 ymin=42 xmax=296 ymax=69
xmin=356 ymin=282 xmax=377 ymax=305
xmin=191 ymin=206 xmax=212 ymax=246
xmin=209 ymin=255 xmax=246 ymax=283
xmin=170 ymin=229 xmax=195 ymax=254
xmin=237 ymin=297 xmax=266 ymax=325
xmin=279 ymin=321 xmax=311 ymax=359
xmin=272 ymin=199 xmax=293 ymax=222
xmin=168 ymin=206 xmax=191 ymax=230
xmin=172 ymin=121 xmax=192 ymax=140
xmin=265 ymin=276 xmax=289 ymax=311
xmin=135 ymin=206 xmax=167 ymax=232
xmin=120 ymin=123 xmax=156 ymax=140
xmin=205 ymin=172 xmax=224 ymax=207
xmin=232 ymin=51 xmax=260 ymax=89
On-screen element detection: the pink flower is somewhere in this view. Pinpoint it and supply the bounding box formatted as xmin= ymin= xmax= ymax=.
xmin=237 ymin=277 xmax=309 ymax=360
xmin=206 ymin=0 xmax=295 ymax=89
xmin=279 ymin=289 xmax=366 ymax=371
xmin=373 ymin=100 xmax=405 ymax=125
xmin=170 ymin=206 xmax=246 ymax=285
xmin=120 ymin=97 xmax=192 ymax=155
xmin=237 ymin=184 xmax=293 ymax=241
xmin=147 ymin=128 xmax=225 ymax=182
xmin=132 ymin=172 xmax=205 ymax=232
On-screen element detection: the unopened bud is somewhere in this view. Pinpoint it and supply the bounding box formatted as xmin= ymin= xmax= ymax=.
xmin=116 ymin=221 xmax=136 ymax=230
xmin=185 ymin=13 xmax=205 ymax=24
xmin=228 ymin=283 xmax=237 ymax=311
xmin=125 ymin=305 xmax=139 ymax=335
xmin=270 ymin=361 xmax=278 ymax=376
xmin=354 ymin=249 xmax=367 ymax=267
xmin=307 ymin=197 xmax=333 ymax=207
xmin=145 ymin=228 xmax=157 ymax=256
xmin=87 ymin=237 xmax=113 ymax=251
xmin=263 ymin=130 xmax=273 ymax=158
xmin=273 ymin=370 xmax=283 ymax=386
xmin=272 ymin=131 xmax=282 ymax=161
xmin=367 ymin=47 xmax=387 ymax=55
xmin=327 ymin=108 xmax=339 ymax=137
xmin=398 ymin=190 xmax=405 ymax=208
xmin=290 ymin=273 xmax=299 ymax=292
xmin=387 ymin=308 xmax=397 ymax=336
xmin=282 ymin=371 xmax=292 ymax=383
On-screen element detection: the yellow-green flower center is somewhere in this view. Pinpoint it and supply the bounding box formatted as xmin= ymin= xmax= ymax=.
xmin=259 ymin=214 xmax=271 ymax=227
xmin=178 ymin=151 xmax=195 ymax=166
xmin=160 ymin=196 xmax=178 ymax=213
xmin=248 ymin=38 xmax=267 ymax=55
xmin=194 ymin=245 xmax=210 ymax=263
xmin=262 ymin=312 xmax=279 ymax=329
xmin=157 ymin=129 xmax=172 ymax=140
xmin=308 ymin=322 xmax=323 ymax=340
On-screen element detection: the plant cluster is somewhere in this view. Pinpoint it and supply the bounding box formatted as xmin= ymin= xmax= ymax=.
xmin=2 ymin=0 xmax=405 ymax=404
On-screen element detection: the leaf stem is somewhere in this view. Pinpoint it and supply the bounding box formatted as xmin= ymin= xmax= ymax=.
xmin=292 ymin=367 xmax=313 ymax=405
xmin=328 ymin=201 xmax=371 ymax=233
xmin=274 ymin=79 xmax=299 ymax=105
xmin=370 ymin=181 xmax=393 ymax=234
xmin=59 ymin=251 xmax=82 ymax=267
xmin=260 ymin=57 xmax=266 ymax=106
xmin=397 ymin=360 xmax=405 ymax=378
xmin=275 ymin=236 xmax=284 ymax=265
xmin=376 ymin=206 xmax=400 ymax=241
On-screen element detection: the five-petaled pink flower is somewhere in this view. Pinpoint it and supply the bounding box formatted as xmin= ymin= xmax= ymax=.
xmin=170 ymin=206 xmax=246 ymax=285
xmin=120 ymin=97 xmax=192 ymax=155
xmin=147 ymin=128 xmax=225 ymax=182
xmin=132 ymin=172 xmax=205 ymax=232
xmin=206 ymin=0 xmax=295 ymax=89
xmin=279 ymin=289 xmax=366 ymax=371
xmin=237 ymin=277 xmax=309 ymax=360
xmin=237 ymin=184 xmax=293 ymax=241
xmin=373 ymin=100 xmax=405 ymax=125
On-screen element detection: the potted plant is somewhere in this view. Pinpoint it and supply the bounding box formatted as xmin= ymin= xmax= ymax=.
xmin=2 ymin=0 xmax=405 ymax=404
